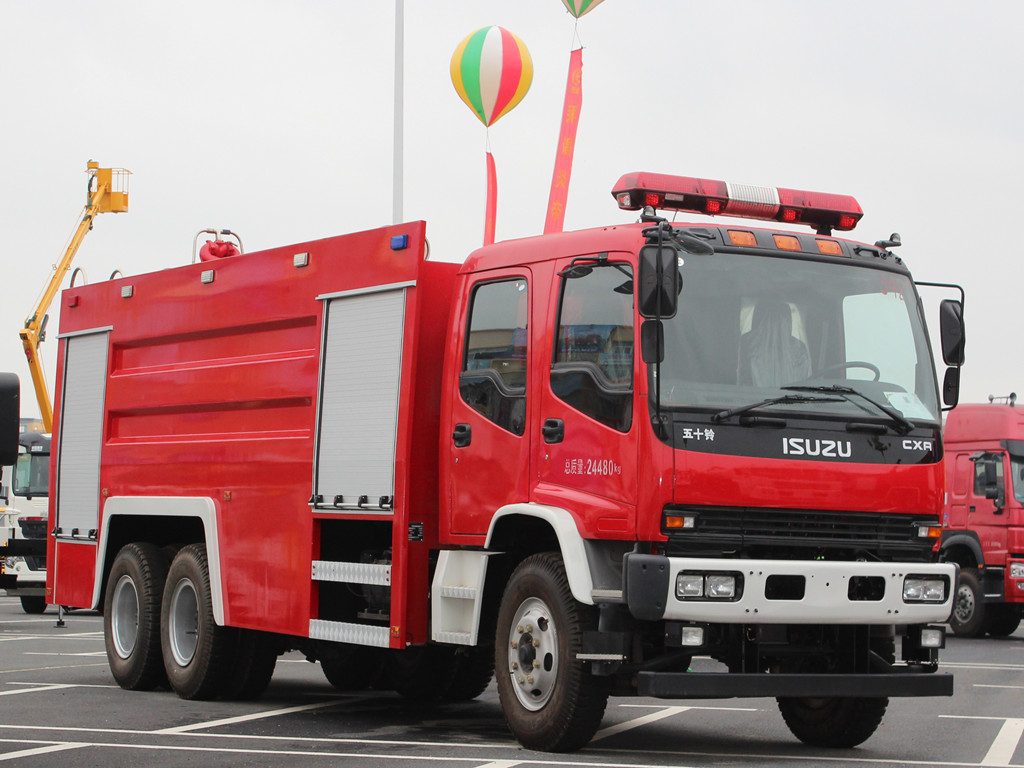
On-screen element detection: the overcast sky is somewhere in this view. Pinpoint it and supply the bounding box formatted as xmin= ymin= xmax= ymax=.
xmin=2 ymin=0 xmax=1021 ymax=419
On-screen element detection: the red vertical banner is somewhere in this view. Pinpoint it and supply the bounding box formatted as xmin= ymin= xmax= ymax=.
xmin=544 ymin=47 xmax=584 ymax=234
xmin=484 ymin=150 xmax=497 ymax=246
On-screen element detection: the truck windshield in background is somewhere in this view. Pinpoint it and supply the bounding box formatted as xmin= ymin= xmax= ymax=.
xmin=14 ymin=450 xmax=49 ymax=498
xmin=1012 ymin=454 xmax=1024 ymax=505
xmin=657 ymin=250 xmax=940 ymax=423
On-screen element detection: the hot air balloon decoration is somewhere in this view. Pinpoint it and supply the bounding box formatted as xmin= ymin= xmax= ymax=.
xmin=451 ymin=26 xmax=533 ymax=245
xmin=560 ymin=0 xmax=606 ymax=18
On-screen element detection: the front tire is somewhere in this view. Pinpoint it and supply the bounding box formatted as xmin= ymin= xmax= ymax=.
xmin=949 ymin=569 xmax=986 ymax=637
xmin=161 ymin=543 xmax=231 ymax=700
xmin=103 ymin=543 xmax=169 ymax=690
xmin=986 ymin=604 xmax=1022 ymax=637
xmin=495 ymin=552 xmax=609 ymax=752
xmin=19 ymin=595 xmax=46 ymax=614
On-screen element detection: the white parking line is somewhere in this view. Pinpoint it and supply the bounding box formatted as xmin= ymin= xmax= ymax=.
xmin=154 ymin=701 xmax=343 ymax=734
xmin=977 ymin=685 xmax=1024 ymax=691
xmin=592 ymin=706 xmax=691 ymax=742
xmin=941 ymin=716 xmax=1024 ymax=767
xmin=24 ymin=651 xmax=107 ymax=657
xmin=0 ymin=684 xmax=75 ymax=697
xmin=982 ymin=719 xmax=1024 ymax=767
xmin=0 ymin=742 xmax=86 ymax=762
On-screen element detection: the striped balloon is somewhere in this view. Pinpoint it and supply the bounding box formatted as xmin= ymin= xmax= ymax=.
xmin=450 ymin=26 xmax=533 ymax=128
xmin=560 ymin=0 xmax=606 ymax=18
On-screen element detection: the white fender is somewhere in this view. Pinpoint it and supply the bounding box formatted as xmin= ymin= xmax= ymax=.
xmin=97 ymin=496 xmax=225 ymax=624
xmin=486 ymin=502 xmax=594 ymax=605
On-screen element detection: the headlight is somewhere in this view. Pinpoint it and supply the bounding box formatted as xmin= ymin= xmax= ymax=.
xmin=680 ymin=625 xmax=705 ymax=646
xmin=919 ymin=626 xmax=945 ymax=648
xmin=1011 ymin=563 xmax=1024 ymax=579
xmin=676 ymin=574 xmax=704 ymax=598
xmin=706 ymin=575 xmax=736 ymax=598
xmin=903 ymin=577 xmax=946 ymax=602
xmin=675 ymin=572 xmax=742 ymax=600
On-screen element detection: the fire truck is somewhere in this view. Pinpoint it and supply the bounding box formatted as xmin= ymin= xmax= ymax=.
xmin=6 ymin=171 xmax=965 ymax=752
xmin=940 ymin=397 xmax=1024 ymax=637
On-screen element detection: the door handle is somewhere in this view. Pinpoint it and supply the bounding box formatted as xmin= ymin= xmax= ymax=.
xmin=453 ymin=423 xmax=472 ymax=448
xmin=542 ymin=418 xmax=565 ymax=444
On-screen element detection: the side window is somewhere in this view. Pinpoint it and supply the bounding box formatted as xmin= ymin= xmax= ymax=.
xmin=460 ymin=279 xmax=528 ymax=435
xmin=552 ymin=263 xmax=633 ymax=431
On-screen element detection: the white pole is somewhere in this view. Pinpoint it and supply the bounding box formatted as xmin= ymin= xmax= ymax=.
xmin=393 ymin=0 xmax=404 ymax=224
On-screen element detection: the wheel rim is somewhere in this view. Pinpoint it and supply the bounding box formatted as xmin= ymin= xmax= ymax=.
xmin=111 ymin=574 xmax=140 ymax=659
xmin=506 ymin=596 xmax=558 ymax=711
xmin=954 ymin=583 xmax=975 ymax=624
xmin=168 ymin=578 xmax=200 ymax=667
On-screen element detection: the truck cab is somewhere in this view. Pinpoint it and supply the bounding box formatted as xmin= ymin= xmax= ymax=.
xmin=941 ymin=400 xmax=1024 ymax=636
xmin=0 ymin=430 xmax=50 ymax=613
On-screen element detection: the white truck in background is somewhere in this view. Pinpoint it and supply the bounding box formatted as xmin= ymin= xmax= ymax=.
xmin=0 ymin=429 xmax=49 ymax=613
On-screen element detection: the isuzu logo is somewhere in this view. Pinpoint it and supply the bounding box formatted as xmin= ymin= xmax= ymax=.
xmin=782 ymin=437 xmax=852 ymax=458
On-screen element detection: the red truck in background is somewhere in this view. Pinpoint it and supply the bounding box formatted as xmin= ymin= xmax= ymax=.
xmin=0 ymin=171 xmax=968 ymax=752
xmin=941 ymin=397 xmax=1024 ymax=637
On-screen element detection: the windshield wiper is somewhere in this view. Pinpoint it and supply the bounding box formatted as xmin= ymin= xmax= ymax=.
xmin=782 ymin=384 xmax=915 ymax=435
xmin=711 ymin=394 xmax=845 ymax=423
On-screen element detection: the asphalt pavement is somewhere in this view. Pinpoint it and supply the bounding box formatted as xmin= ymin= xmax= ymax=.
xmin=0 ymin=597 xmax=1021 ymax=767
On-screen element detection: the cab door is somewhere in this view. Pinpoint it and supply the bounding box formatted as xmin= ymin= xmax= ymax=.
xmin=532 ymin=256 xmax=637 ymax=537
xmin=445 ymin=272 xmax=532 ymax=536
xmin=968 ymin=451 xmax=1009 ymax=563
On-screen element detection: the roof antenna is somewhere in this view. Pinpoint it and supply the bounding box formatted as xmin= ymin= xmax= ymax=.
xmin=988 ymin=392 xmax=1017 ymax=406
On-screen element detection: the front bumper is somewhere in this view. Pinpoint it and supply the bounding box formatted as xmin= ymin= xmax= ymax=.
xmin=625 ymin=554 xmax=957 ymax=625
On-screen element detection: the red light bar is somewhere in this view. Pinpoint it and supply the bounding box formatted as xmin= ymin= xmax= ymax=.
xmin=612 ymin=171 xmax=864 ymax=233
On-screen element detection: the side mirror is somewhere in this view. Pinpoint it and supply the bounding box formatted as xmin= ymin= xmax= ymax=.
xmin=982 ymin=459 xmax=999 ymax=499
xmin=641 ymin=319 xmax=664 ymax=364
xmin=942 ymin=366 xmax=960 ymax=407
xmin=939 ymin=299 xmax=965 ymax=366
xmin=638 ymin=245 xmax=681 ymax=319
xmin=0 ymin=374 xmax=18 ymax=467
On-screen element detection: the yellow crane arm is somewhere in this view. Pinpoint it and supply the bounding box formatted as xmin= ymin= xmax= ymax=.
xmin=19 ymin=162 xmax=129 ymax=432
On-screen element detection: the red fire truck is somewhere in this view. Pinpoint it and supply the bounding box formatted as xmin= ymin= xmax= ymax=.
xmin=11 ymin=171 xmax=965 ymax=752
xmin=940 ymin=399 xmax=1024 ymax=637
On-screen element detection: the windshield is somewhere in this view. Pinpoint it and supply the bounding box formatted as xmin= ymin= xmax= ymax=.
xmin=1011 ymin=455 xmax=1024 ymax=505
xmin=14 ymin=453 xmax=49 ymax=497
xmin=657 ymin=250 xmax=940 ymax=422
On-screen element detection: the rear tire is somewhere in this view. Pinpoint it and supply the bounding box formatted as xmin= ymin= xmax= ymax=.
xmin=777 ymin=696 xmax=888 ymax=748
xmin=949 ymin=569 xmax=986 ymax=637
xmin=321 ymin=645 xmax=384 ymax=691
xmin=382 ymin=644 xmax=459 ymax=701
xmin=443 ymin=644 xmax=495 ymax=701
xmin=495 ymin=552 xmax=609 ymax=752
xmin=223 ymin=629 xmax=278 ymax=700
xmin=161 ymin=543 xmax=231 ymax=700
xmin=19 ymin=595 xmax=46 ymax=614
xmin=103 ymin=543 xmax=169 ymax=691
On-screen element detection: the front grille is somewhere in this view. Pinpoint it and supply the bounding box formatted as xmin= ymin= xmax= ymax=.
xmin=664 ymin=505 xmax=937 ymax=562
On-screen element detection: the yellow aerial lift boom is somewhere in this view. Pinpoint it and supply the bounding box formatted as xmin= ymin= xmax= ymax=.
xmin=20 ymin=161 xmax=130 ymax=431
